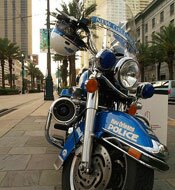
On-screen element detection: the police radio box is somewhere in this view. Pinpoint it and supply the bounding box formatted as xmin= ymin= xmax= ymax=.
xmin=138 ymin=93 xmax=168 ymax=145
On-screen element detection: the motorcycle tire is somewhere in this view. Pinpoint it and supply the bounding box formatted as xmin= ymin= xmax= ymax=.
xmin=62 ymin=143 xmax=154 ymax=190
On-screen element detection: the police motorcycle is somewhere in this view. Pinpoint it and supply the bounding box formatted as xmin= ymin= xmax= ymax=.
xmin=45 ymin=1 xmax=169 ymax=189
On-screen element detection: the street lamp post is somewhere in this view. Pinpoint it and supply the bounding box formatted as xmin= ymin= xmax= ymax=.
xmin=21 ymin=54 xmax=25 ymax=94
xmin=44 ymin=0 xmax=54 ymax=100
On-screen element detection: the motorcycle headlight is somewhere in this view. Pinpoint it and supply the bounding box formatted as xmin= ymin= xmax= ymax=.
xmin=114 ymin=58 xmax=140 ymax=90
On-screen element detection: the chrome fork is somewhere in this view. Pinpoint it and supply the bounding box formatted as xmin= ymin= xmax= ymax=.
xmin=80 ymin=90 xmax=99 ymax=172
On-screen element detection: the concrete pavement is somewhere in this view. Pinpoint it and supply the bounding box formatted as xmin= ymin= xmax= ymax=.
xmin=0 ymin=93 xmax=175 ymax=190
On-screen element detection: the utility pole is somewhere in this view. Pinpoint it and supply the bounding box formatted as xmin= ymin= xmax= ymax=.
xmin=44 ymin=0 xmax=54 ymax=100
xmin=21 ymin=54 xmax=25 ymax=94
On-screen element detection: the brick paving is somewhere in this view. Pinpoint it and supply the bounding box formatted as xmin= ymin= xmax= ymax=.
xmin=153 ymin=124 xmax=175 ymax=190
xmin=0 ymin=115 xmax=62 ymax=190
xmin=0 ymin=98 xmax=174 ymax=189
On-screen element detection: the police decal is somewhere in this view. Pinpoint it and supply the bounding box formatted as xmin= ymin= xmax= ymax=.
xmin=107 ymin=119 xmax=139 ymax=142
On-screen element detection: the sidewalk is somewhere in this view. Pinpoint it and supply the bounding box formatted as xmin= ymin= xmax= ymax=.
xmin=0 ymin=100 xmax=174 ymax=190
xmin=154 ymin=120 xmax=175 ymax=190
xmin=0 ymin=99 xmax=61 ymax=190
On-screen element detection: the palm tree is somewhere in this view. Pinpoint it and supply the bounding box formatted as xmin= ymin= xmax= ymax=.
xmin=0 ymin=38 xmax=9 ymax=88
xmin=149 ymin=44 xmax=166 ymax=80
xmin=60 ymin=0 xmax=97 ymax=20
xmin=26 ymin=61 xmax=44 ymax=91
xmin=52 ymin=0 xmax=96 ymax=86
xmin=152 ymin=24 xmax=175 ymax=80
xmin=6 ymin=42 xmax=20 ymax=88
xmin=52 ymin=54 xmax=68 ymax=87
xmin=0 ymin=38 xmax=21 ymax=89
xmin=5 ymin=74 xmax=18 ymax=87
xmin=26 ymin=61 xmax=37 ymax=90
xmin=35 ymin=68 xmax=44 ymax=91
xmin=136 ymin=43 xmax=150 ymax=81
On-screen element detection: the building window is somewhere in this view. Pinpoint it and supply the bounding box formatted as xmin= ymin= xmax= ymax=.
xmin=170 ymin=3 xmax=174 ymax=16
xmin=4 ymin=0 xmax=8 ymax=38
xmin=12 ymin=0 xmax=16 ymax=43
xmin=160 ymin=74 xmax=166 ymax=80
xmin=152 ymin=18 xmax=155 ymax=28
xmin=137 ymin=27 xmax=140 ymax=37
xmin=160 ymin=11 xmax=164 ymax=22
xmin=145 ymin=23 xmax=148 ymax=33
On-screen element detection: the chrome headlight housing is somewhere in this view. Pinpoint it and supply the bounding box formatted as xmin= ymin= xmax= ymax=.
xmin=114 ymin=57 xmax=140 ymax=90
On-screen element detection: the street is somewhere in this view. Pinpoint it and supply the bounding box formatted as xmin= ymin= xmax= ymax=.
xmin=0 ymin=93 xmax=44 ymax=111
xmin=0 ymin=93 xmax=175 ymax=190
xmin=168 ymin=102 xmax=175 ymax=120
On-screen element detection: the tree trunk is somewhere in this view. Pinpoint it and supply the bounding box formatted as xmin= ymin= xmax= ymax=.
xmin=167 ymin=52 xmax=174 ymax=80
xmin=32 ymin=76 xmax=35 ymax=89
xmin=157 ymin=62 xmax=161 ymax=80
xmin=1 ymin=60 xmax=5 ymax=88
xmin=12 ymin=75 xmax=16 ymax=87
xmin=61 ymin=59 xmax=68 ymax=87
xmin=139 ymin=62 xmax=145 ymax=82
xmin=8 ymin=59 xmax=13 ymax=88
xmin=168 ymin=62 xmax=174 ymax=80
xmin=69 ymin=55 xmax=76 ymax=86
xmin=31 ymin=75 xmax=34 ymax=90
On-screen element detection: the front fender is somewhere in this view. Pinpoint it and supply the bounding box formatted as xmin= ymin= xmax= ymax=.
xmin=95 ymin=111 xmax=158 ymax=148
xmin=54 ymin=111 xmax=169 ymax=171
xmin=95 ymin=111 xmax=169 ymax=171
xmin=55 ymin=111 xmax=155 ymax=168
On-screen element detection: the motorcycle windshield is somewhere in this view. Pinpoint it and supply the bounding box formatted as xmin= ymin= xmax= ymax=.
xmin=89 ymin=0 xmax=137 ymax=57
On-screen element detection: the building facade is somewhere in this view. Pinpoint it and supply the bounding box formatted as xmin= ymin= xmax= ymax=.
xmin=81 ymin=0 xmax=153 ymax=68
xmin=0 ymin=0 xmax=32 ymax=87
xmin=0 ymin=0 xmax=32 ymax=56
xmin=135 ymin=0 xmax=175 ymax=81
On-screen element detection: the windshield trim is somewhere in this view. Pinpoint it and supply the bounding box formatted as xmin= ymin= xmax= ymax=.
xmin=91 ymin=16 xmax=136 ymax=51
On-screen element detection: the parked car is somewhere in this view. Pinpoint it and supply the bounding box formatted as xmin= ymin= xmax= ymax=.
xmin=152 ymin=80 xmax=175 ymax=101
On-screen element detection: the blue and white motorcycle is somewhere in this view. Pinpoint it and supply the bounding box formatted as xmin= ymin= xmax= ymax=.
xmin=45 ymin=1 xmax=169 ymax=189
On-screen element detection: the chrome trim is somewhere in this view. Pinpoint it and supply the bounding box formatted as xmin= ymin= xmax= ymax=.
xmin=101 ymin=75 xmax=128 ymax=98
xmin=81 ymin=90 xmax=99 ymax=170
xmin=114 ymin=57 xmax=139 ymax=90
xmin=54 ymin=155 xmax=64 ymax=170
xmin=102 ymin=137 xmax=154 ymax=169
xmin=50 ymin=97 xmax=77 ymax=124
xmin=45 ymin=109 xmax=63 ymax=149
xmin=103 ymin=128 xmax=168 ymax=158
xmin=135 ymin=114 xmax=151 ymax=128
xmin=102 ymin=136 xmax=169 ymax=171
xmin=140 ymin=139 xmax=169 ymax=158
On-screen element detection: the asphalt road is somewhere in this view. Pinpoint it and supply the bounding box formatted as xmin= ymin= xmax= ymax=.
xmin=0 ymin=93 xmax=44 ymax=110
xmin=168 ymin=102 xmax=175 ymax=119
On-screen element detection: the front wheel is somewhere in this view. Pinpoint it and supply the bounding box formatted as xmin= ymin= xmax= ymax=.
xmin=62 ymin=144 xmax=154 ymax=190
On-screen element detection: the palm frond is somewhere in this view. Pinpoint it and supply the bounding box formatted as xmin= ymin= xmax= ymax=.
xmin=83 ymin=4 xmax=97 ymax=18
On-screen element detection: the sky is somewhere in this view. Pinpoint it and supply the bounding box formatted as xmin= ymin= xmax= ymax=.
xmin=32 ymin=0 xmax=70 ymax=76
